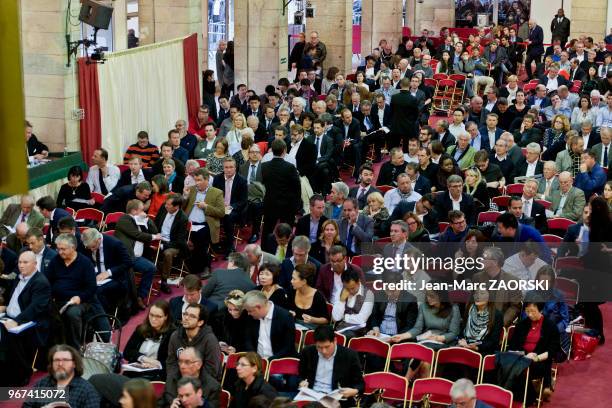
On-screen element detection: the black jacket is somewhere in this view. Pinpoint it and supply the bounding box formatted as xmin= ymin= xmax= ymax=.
xmin=154 ymin=207 xmax=190 ymax=256
xmin=168 ymin=294 xmax=219 ymax=324
xmin=514 ymin=160 xmax=544 ymax=180
xmin=212 ymin=173 xmax=248 ymax=217
xmin=306 ymin=134 xmax=335 ymax=166
xmin=295 ymin=214 xmax=328 ymax=241
xmin=368 ymin=291 xmax=418 ymax=334
xmin=376 ymin=162 xmax=406 ymax=187
xmin=508 ymin=316 xmax=560 ymax=357
xmin=244 ymin=304 xmax=296 ymax=359
xmin=261 ymin=158 xmax=302 ymax=214
xmin=299 ymin=345 xmax=365 ymax=394
xmin=83 ymin=235 xmax=133 ymax=287
xmin=390 ymin=90 xmax=420 ymax=139
xmin=123 ymin=324 xmax=175 ymax=380
xmin=291 ymin=138 xmax=318 ymax=180
xmin=434 ymin=192 xmax=476 ymax=225
xmin=27 ymin=135 xmax=49 ymax=156
xmin=335 ymin=118 xmax=362 ymax=145
xmin=230 ymin=375 xmax=277 ymax=408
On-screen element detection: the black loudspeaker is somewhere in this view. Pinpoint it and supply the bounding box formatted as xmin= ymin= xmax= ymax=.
xmin=79 ymin=0 xmax=114 ymax=30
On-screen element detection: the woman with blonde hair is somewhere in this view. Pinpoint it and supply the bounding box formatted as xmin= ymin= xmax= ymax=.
xmin=226 ymin=113 xmax=248 ymax=146
xmin=362 ymin=191 xmax=390 ymax=239
xmin=217 ymin=290 xmax=248 ymax=354
xmin=463 ymin=166 xmax=489 ymax=211
xmin=310 ymin=219 xmax=343 ymax=264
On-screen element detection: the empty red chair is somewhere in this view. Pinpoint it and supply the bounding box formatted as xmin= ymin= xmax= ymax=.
xmin=433 ymin=73 xmax=448 ymax=81
xmin=103 ymin=211 xmax=125 ymax=230
xmin=348 ymin=337 xmax=390 ymax=373
xmin=151 ymin=381 xmax=165 ymax=399
xmin=434 ymin=347 xmax=483 ymax=383
xmin=492 ymin=195 xmax=511 ymax=208
xmin=475 ymin=384 xmax=513 ymax=408
xmin=387 ymin=343 xmax=435 ymax=375
xmin=556 ymin=277 xmax=580 ymax=306
xmin=505 ymin=183 xmax=524 ymax=195
xmin=570 ymin=80 xmax=582 ymax=93
xmin=542 ymin=234 xmax=563 ymax=243
xmin=477 ymin=211 xmax=502 ymax=224
xmin=409 ymin=377 xmax=453 ymax=407
xmin=376 ymin=184 xmax=394 ymax=194
xmin=449 ymin=73 xmax=466 ymax=82
xmin=363 ymin=372 xmax=409 ymax=407
xmin=547 ymin=217 xmax=576 ymax=232
xmin=75 ymin=208 xmax=104 ymax=229
xmin=256 ymin=141 xmax=268 ymax=155
xmin=265 ymin=357 xmax=300 ymax=380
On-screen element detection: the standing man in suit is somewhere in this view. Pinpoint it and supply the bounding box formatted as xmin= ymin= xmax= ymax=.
xmin=308 ymin=119 xmax=335 ymax=195
xmin=213 ymin=157 xmax=248 ymax=255
xmin=337 ymin=109 xmax=363 ymax=180
xmin=24 ymin=228 xmax=57 ymax=277
xmin=359 ymin=100 xmax=384 ymax=162
xmin=184 ymin=169 xmax=225 ymax=278
xmin=0 ymin=251 xmax=52 ymax=386
xmin=295 ymin=195 xmax=327 ymax=244
xmin=551 ymin=9 xmax=571 ymax=46
xmin=550 ymin=172 xmax=587 ymax=221
xmin=261 ymin=139 xmax=302 ymax=240
xmin=114 ymin=199 xmax=161 ymax=308
xmin=525 ymin=20 xmax=545 ymax=80
xmin=298 ymin=325 xmax=364 ymax=406
xmin=201 ymin=253 xmax=255 ymax=310
xmin=287 ymin=124 xmax=317 ymax=186
xmin=154 ymin=194 xmax=189 ymax=293
xmin=390 ymin=78 xmax=421 ymax=152
xmin=35 ymin=196 xmax=72 ymax=244
xmin=338 ymin=198 xmax=374 ymax=256
xmin=0 ymin=195 xmax=45 ymax=239
xmin=349 ymin=164 xmax=381 ymax=209
xmin=243 ymin=290 xmax=296 ymax=359
xmin=81 ymin=228 xmax=132 ymax=314
xmin=239 ymin=144 xmax=265 ymax=243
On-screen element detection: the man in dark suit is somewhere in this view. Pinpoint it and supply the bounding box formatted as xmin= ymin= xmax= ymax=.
xmin=514 ymin=143 xmax=544 ymax=181
xmin=288 ymin=124 xmax=317 ymax=185
xmin=368 ymin=270 xmax=418 ymax=339
xmin=336 ymin=109 xmax=363 ymax=179
xmin=0 ymin=251 xmax=52 ymax=386
xmin=115 ymin=157 xmax=151 ymax=190
xmin=567 ymin=58 xmax=586 ymax=83
xmin=213 ymin=157 xmax=248 ymax=255
xmin=405 ymin=162 xmax=432 ymax=197
xmin=520 ymin=179 xmax=548 ymax=233
xmin=23 ymin=228 xmax=57 ymax=279
xmin=372 ymin=94 xmax=392 ymax=128
xmin=262 ymin=104 xmax=279 ymax=139
xmin=278 ymin=236 xmax=322 ymax=290
xmin=315 ymin=245 xmax=365 ymax=302
xmin=579 ymin=121 xmax=601 ymax=149
xmin=551 ymin=9 xmax=571 ymax=45
xmin=434 ymin=175 xmax=476 ymax=225
xmin=338 ymin=198 xmax=374 ymax=256
xmin=389 ymin=194 xmax=438 ymax=234
xmin=168 ymin=274 xmax=218 ymax=323
xmin=100 ymin=181 xmax=152 ymax=215
xmin=243 ymin=290 xmax=296 ymax=359
xmin=261 ymin=139 xmax=302 ymax=240
xmin=239 ymin=145 xmax=265 ymax=243
xmin=390 ymin=78 xmax=421 ymax=151
xmin=35 ymin=196 xmax=72 ymax=245
xmin=308 ymin=119 xmax=336 ymax=194
xmin=81 ymin=228 xmax=132 ymax=313
xmin=154 ymin=194 xmax=189 ymax=293
xmin=245 ymin=95 xmax=265 ymax=123
xmin=201 ymin=253 xmax=256 ymax=310
xmin=298 ymin=325 xmax=364 ymax=406
xmin=527 ymin=85 xmax=552 ymax=110
xmin=295 ymin=195 xmax=327 ymax=243
xmin=539 ymin=64 xmax=570 ymax=92
xmin=114 ymin=199 xmax=160 ymax=309
xmin=359 ymin=100 xmax=385 ymax=162
xmin=349 ymin=164 xmax=381 ymax=209
xmin=525 ymin=20 xmax=545 ymax=80
xmin=478 ymin=113 xmax=504 ymax=152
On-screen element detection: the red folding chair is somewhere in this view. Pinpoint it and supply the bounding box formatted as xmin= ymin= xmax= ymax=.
xmin=424 ymin=78 xmax=438 ymax=87
xmin=556 ymin=277 xmax=579 ymax=306
xmin=504 ymin=325 xmax=516 ymax=351
xmin=350 ymin=255 xmax=376 ymax=271
xmin=434 ymin=347 xmax=483 ymax=383
xmin=570 ymin=80 xmax=582 ymax=93
xmin=438 ymin=222 xmax=450 ymax=233
xmin=219 ymin=389 xmax=231 ymax=408
xmin=433 ymin=73 xmax=448 ymax=81
xmin=264 ymin=357 xmax=300 ymax=380
xmin=151 ymin=381 xmax=165 ymax=399
xmin=547 ymin=217 xmax=576 ymax=233
xmin=479 ymin=353 xmax=497 ymax=383
xmin=475 ymin=384 xmax=513 ymax=408
xmin=376 ymin=185 xmax=394 ymax=194
xmin=409 ymin=377 xmax=453 ymax=407
xmin=505 ymin=183 xmax=524 ymax=195
xmin=91 ymin=192 xmax=106 ymax=205
xmin=75 ymin=208 xmax=104 ymax=229
xmin=522 ymin=83 xmax=536 ymax=93
xmin=386 ymin=343 xmax=435 ymax=375
xmin=103 ymin=230 xmax=115 ymax=237
xmin=221 ymin=352 xmax=245 ymax=387
xmin=535 ymin=199 xmax=552 ymax=210
xmin=492 ymin=195 xmax=511 ymax=208
xmin=375 ymin=236 xmax=392 ymax=244
xmin=348 ymin=337 xmax=390 ymax=373
xmin=303 ymin=330 xmax=346 ymax=348
xmin=363 ymin=372 xmax=409 ymax=408
xmin=477 ymin=211 xmax=502 ymax=224
xmin=542 ymin=234 xmax=562 ymax=243
xmin=103 ymin=211 xmax=125 ymax=231
xmin=295 ymin=329 xmax=304 ymax=352
xmin=65 ymin=207 xmax=75 ymax=217
xmin=256 ymin=141 xmax=268 ymax=155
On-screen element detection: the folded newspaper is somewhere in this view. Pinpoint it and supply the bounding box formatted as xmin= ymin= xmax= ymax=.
xmin=294 ymin=387 xmax=344 ymax=408
xmin=122 ymin=362 xmax=161 ymax=372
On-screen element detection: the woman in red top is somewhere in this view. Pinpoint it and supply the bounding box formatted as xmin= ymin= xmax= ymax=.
xmin=507 ymin=301 xmax=560 ymax=403
xmin=147 ymin=175 xmax=169 ymax=218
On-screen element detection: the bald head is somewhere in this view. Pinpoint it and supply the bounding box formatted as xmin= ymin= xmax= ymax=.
xmin=15 ymin=223 xmax=29 ymax=239
xmin=18 ymin=250 xmax=37 ymax=277
xmin=558 ymin=171 xmax=573 ymax=193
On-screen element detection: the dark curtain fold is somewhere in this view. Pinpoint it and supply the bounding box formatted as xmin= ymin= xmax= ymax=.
xmin=183 ymin=33 xmax=201 ymax=122
xmin=77 ymin=58 xmax=101 ymax=166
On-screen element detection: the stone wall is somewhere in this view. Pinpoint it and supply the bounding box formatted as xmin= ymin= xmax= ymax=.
xmin=571 ymin=0 xmax=607 ymax=40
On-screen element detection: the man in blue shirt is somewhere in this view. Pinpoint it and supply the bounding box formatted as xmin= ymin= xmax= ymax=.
xmin=168 ymin=129 xmax=190 ymax=164
xmin=493 ymin=212 xmax=553 ymax=264
xmin=575 ymin=150 xmax=607 ymax=200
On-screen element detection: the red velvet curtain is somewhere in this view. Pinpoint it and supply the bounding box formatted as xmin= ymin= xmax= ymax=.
xmin=77 ymin=58 xmax=101 ymax=166
xmin=183 ymin=33 xmax=201 ymax=121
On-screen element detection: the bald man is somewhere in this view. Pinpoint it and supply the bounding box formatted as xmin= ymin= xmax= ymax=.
xmin=6 ymin=222 xmax=29 ymax=253
xmin=0 ymin=195 xmax=45 ymax=239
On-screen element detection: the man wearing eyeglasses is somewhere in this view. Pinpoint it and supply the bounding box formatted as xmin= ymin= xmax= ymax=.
xmin=163 ymin=347 xmax=220 ymax=408
xmin=434 ymin=174 xmax=476 ymax=226
xmin=449 ymin=378 xmax=493 ymax=408
xmin=166 ymin=304 xmax=222 ymax=390
xmin=24 ymin=344 xmax=100 ymax=408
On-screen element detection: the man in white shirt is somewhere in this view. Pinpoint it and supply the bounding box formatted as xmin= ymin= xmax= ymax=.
xmin=502 ymin=242 xmax=547 ymax=287
xmin=537 ymin=161 xmax=559 ymax=201
xmin=331 ymin=269 xmax=374 ymax=338
xmin=243 ymin=290 xmax=296 ymax=359
xmin=404 ymin=139 xmax=420 ymax=164
xmin=384 ymin=173 xmax=422 ymax=213
xmin=86 ymin=148 xmax=121 ymax=195
xmin=596 ymin=94 xmax=612 ymax=128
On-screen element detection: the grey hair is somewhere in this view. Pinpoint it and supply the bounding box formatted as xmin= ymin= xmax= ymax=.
xmin=185 ymin=159 xmax=200 ymax=168
xmin=243 ymin=290 xmax=269 ymax=308
xmin=293 ymin=97 xmax=307 ymax=109
xmin=391 ymin=220 xmax=409 ymax=234
xmin=292 ymin=235 xmax=311 ymax=252
xmin=55 ymin=233 xmax=77 ymax=249
xmin=581 ymin=120 xmax=593 ymax=128
xmin=543 ymin=160 xmax=557 ymax=171
xmin=526 ymin=142 xmax=541 ymax=154
xmin=450 ymin=378 xmax=476 ymax=400
xmin=228 ymin=252 xmax=249 ymax=272
xmin=81 ymin=228 xmax=103 ymax=247
xmin=21 ymin=195 xmax=35 ymax=206
xmin=447 ymin=174 xmax=463 ymax=185
xmin=483 ymin=246 xmax=505 ymax=267
xmin=244 ymin=244 xmax=263 ymax=258
xmin=331 ymin=181 xmax=349 ymax=198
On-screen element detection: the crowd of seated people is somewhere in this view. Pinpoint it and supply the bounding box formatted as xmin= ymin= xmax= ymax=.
xmin=4 ymin=19 xmax=612 ymax=407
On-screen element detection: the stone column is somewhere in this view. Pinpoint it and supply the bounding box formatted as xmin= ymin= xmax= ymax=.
xmin=414 ymin=0 xmax=454 ymax=35
xmin=571 ymin=0 xmax=606 ymax=40
xmin=306 ymin=0 xmax=352 ymax=74
xmin=234 ymin=0 xmax=288 ymax=93
xmin=361 ymin=0 xmax=403 ymax=56
xmin=20 ymin=0 xmax=82 ymax=152
xmin=113 ymin=0 xmax=128 ymax=51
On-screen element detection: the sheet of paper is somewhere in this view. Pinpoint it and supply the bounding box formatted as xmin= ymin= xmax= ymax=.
xmin=7 ymin=321 xmax=36 ymax=334
xmin=336 ymin=323 xmax=365 ymax=334
xmin=97 ymin=278 xmax=112 ymax=286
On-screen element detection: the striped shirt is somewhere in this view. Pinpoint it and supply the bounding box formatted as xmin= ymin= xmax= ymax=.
xmin=123 ymin=143 xmax=160 ymax=167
